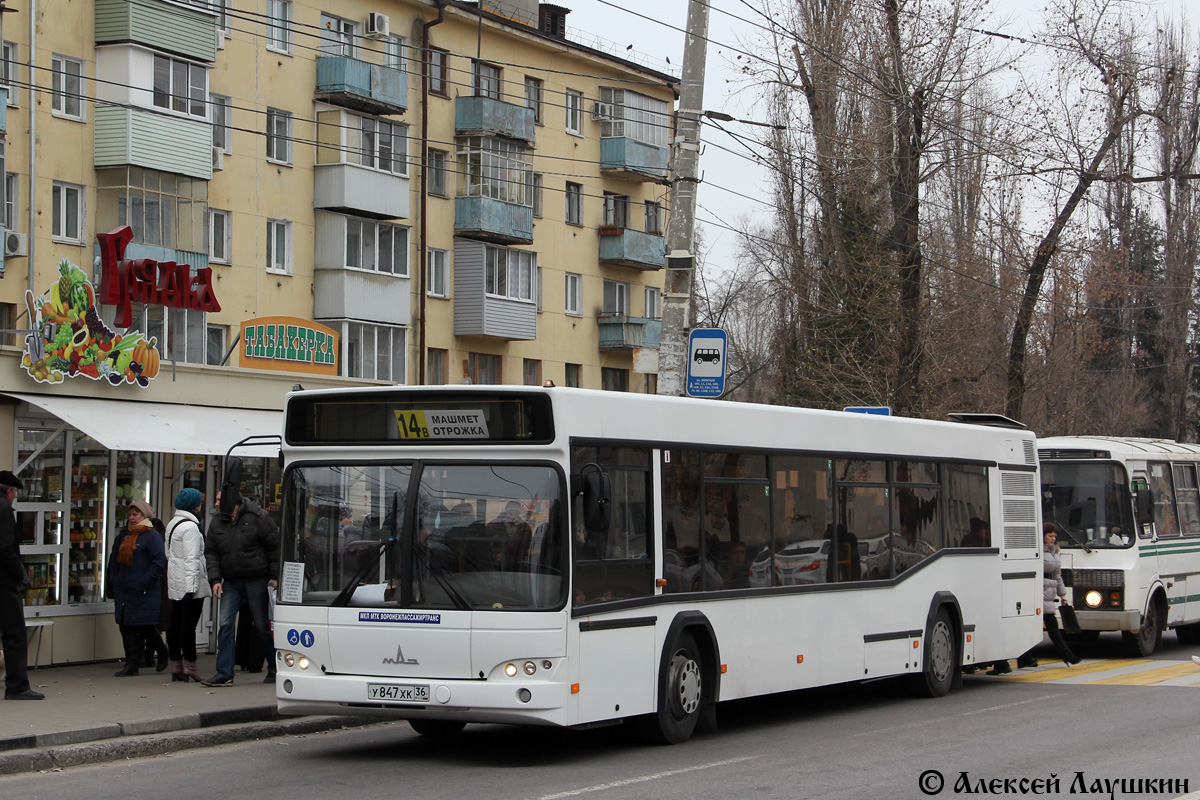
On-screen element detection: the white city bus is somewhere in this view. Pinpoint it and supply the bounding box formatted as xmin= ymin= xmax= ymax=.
xmin=272 ymin=386 xmax=1043 ymax=743
xmin=1039 ymin=436 xmax=1200 ymax=655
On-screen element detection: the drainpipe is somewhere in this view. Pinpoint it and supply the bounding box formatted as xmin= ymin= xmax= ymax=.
xmin=417 ymin=1 xmax=445 ymax=385
xmin=25 ymin=0 xmax=34 ymax=291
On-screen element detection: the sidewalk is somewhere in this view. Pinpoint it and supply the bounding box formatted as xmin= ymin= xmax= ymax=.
xmin=0 ymin=655 xmax=375 ymax=773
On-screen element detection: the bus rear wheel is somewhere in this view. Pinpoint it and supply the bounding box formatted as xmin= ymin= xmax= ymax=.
xmin=630 ymin=631 xmax=704 ymax=745
xmin=409 ymin=719 xmax=466 ymax=739
xmin=909 ymin=608 xmax=956 ymax=698
xmin=1122 ymin=600 xmax=1162 ymax=656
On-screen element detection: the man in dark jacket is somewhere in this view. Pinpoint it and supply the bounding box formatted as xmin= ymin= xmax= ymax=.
xmin=0 ymin=471 xmax=43 ymax=700
xmin=202 ymin=490 xmax=279 ymax=686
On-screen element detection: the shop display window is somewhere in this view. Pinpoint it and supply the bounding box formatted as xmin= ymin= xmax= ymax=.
xmin=69 ymin=434 xmax=108 ymax=604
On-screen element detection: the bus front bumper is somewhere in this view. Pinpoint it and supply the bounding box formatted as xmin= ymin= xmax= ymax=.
xmin=1075 ymin=608 xmax=1140 ymax=632
xmin=275 ymin=671 xmax=573 ymax=727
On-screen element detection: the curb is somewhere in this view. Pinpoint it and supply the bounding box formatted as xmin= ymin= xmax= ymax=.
xmin=0 ymin=715 xmax=380 ymax=775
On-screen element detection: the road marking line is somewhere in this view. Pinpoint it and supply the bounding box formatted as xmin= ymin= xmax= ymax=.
xmin=997 ymin=658 xmax=1148 ymax=683
xmin=1082 ymin=662 xmax=1200 ymax=685
xmin=537 ymin=756 xmax=759 ymax=799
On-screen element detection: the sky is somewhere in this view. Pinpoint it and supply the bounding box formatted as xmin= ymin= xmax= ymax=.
xmin=559 ymin=0 xmax=1194 ymax=277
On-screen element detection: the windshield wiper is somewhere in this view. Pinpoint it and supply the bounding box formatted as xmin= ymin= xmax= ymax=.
xmin=414 ymin=545 xmax=471 ymax=610
xmin=1053 ymin=519 xmax=1093 ymax=553
xmin=331 ymin=537 xmax=396 ymax=607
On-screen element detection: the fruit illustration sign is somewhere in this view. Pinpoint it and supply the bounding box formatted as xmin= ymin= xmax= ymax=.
xmin=21 ymin=259 xmax=160 ymax=387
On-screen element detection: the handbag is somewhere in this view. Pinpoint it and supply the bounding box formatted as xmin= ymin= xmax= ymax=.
xmin=1058 ymin=602 xmax=1081 ymax=634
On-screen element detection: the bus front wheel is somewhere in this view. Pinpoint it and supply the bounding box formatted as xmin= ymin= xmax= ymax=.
xmin=1123 ymin=600 xmax=1162 ymax=656
xmin=630 ymin=631 xmax=704 ymax=745
xmin=909 ymin=608 xmax=956 ymax=698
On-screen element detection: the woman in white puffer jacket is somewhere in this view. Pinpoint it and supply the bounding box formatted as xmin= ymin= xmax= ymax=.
xmin=165 ymin=488 xmax=210 ymax=682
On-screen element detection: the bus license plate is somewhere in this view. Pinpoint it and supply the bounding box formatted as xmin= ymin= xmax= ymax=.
xmin=367 ymin=684 xmax=430 ymax=702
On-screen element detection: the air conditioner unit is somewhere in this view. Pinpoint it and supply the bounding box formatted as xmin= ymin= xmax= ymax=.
xmin=591 ymin=101 xmax=611 ymax=121
xmin=212 ymin=147 xmax=225 ymax=171
xmin=366 ymin=12 xmax=390 ymax=39
xmin=5 ymin=231 xmax=27 ymax=257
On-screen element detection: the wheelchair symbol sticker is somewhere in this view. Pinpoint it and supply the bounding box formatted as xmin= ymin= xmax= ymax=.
xmin=287 ymin=629 xmax=300 ymax=646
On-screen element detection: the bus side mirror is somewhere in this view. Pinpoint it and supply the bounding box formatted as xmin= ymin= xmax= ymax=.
xmin=1135 ymin=488 xmax=1153 ymax=525
xmin=573 ymin=463 xmax=611 ymax=533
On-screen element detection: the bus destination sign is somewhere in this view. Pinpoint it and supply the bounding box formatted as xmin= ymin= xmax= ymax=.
xmin=395 ymin=409 xmax=490 ymax=440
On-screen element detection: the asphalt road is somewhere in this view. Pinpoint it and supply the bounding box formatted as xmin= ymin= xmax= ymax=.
xmin=5 ymin=634 xmax=1199 ymax=800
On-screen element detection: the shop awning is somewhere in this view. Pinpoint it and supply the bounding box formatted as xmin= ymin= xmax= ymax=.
xmin=5 ymin=393 xmax=282 ymax=457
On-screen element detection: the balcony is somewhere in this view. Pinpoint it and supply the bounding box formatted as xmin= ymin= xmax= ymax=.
xmin=452 ymin=239 xmax=536 ymax=340
xmin=454 ymin=197 xmax=533 ymax=245
xmin=94 ymin=106 xmax=213 ymax=180
xmin=314 ymin=164 xmax=410 ymax=220
xmin=455 ymin=97 xmax=535 ymax=144
xmin=598 ymin=316 xmax=662 ymax=351
xmin=316 ymin=56 xmax=407 ymax=116
xmin=95 ymin=0 xmax=218 ymax=63
xmin=598 ymin=227 xmax=666 ymax=270
xmin=600 ymin=137 xmax=668 ymax=181
xmin=313 ymin=268 xmax=411 ymax=327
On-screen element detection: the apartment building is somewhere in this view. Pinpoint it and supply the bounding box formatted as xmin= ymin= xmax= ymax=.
xmin=0 ymin=0 xmax=677 ymax=663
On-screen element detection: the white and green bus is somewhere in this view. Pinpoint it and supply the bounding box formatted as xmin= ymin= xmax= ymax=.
xmin=272 ymin=386 xmax=1043 ymax=743
xmin=1039 ymin=436 xmax=1200 ymax=654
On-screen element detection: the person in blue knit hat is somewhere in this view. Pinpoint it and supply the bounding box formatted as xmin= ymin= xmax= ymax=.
xmin=164 ymin=487 xmax=210 ymax=682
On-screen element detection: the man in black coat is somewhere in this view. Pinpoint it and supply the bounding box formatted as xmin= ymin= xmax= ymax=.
xmin=201 ymin=490 xmax=279 ymax=687
xmin=0 ymin=471 xmax=43 ymax=700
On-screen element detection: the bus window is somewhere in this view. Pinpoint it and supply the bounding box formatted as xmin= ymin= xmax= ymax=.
xmin=946 ymin=464 xmax=989 ymax=546
xmin=838 ymin=484 xmax=890 ymax=580
xmin=1173 ymin=464 xmax=1200 ymax=536
xmin=1040 ymin=462 xmax=1136 ymax=548
xmin=571 ymin=446 xmax=653 ymax=606
xmin=893 ymin=483 xmax=941 ymax=572
xmin=1147 ymin=463 xmax=1179 ymax=539
xmin=767 ymin=456 xmax=832 ymax=586
xmin=662 ymin=449 xmax=701 ymax=594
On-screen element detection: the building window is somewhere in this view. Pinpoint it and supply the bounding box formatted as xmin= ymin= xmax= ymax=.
xmin=355 ymin=115 xmax=407 ymax=174
xmin=152 ymin=54 xmax=207 ymax=119
xmin=429 ymin=149 xmax=448 ymax=196
xmin=474 ymin=61 xmax=501 ymax=100
xmin=525 ymin=76 xmax=543 ymax=124
xmin=645 ymin=201 xmax=662 ymax=234
xmin=537 ymin=266 xmax=543 ymax=312
xmin=565 ymin=363 xmax=581 ymax=388
xmin=266 ymin=108 xmax=292 ymax=164
xmin=484 ymin=245 xmax=535 ymax=301
xmin=427 ymin=348 xmax=447 ymax=385
xmin=52 ymin=182 xmax=84 ymax=244
xmin=599 ymin=87 xmax=670 ymax=147
xmin=344 ymin=322 xmax=405 ymax=381
xmin=267 ymin=219 xmax=292 ymax=274
xmin=206 ymin=325 xmax=228 ymax=366
xmin=602 ymin=367 xmax=629 ymax=392
xmin=346 ymin=217 xmax=409 ymax=276
xmin=565 ymin=182 xmax=582 ymax=226
xmin=645 ymin=286 xmax=661 ymax=319
xmin=212 ymin=0 xmax=231 ymax=39
xmin=98 ymin=168 xmax=209 ymax=252
xmin=565 ymin=273 xmax=582 ymax=316
xmin=212 ymin=94 xmax=233 ymax=154
xmin=530 ymin=173 xmax=543 ymax=218
xmin=51 ymin=54 xmax=84 ymax=120
xmin=266 ymin=0 xmax=293 ymax=54
xmin=319 ymin=13 xmax=358 ymax=58
xmin=456 ymin=137 xmax=530 ymax=205
xmin=428 ymin=48 xmax=448 ymax=95
xmin=428 ymin=248 xmax=448 ymax=297
xmin=565 ymin=89 xmax=582 ymax=134
xmin=468 ymin=352 xmax=501 ymax=385
xmin=603 ymin=193 xmax=631 ymax=229
xmin=209 ymin=209 xmax=231 ymax=264
xmin=3 ymin=42 xmax=19 ymax=106
xmin=523 ymin=359 xmax=542 ymax=386
xmin=5 ymin=173 xmax=17 ymax=231
xmin=603 ymin=279 xmax=630 ymax=316
xmin=386 ymin=36 xmax=407 ymax=71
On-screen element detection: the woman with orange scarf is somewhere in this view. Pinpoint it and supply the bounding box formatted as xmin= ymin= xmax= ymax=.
xmin=107 ymin=499 xmax=167 ymax=677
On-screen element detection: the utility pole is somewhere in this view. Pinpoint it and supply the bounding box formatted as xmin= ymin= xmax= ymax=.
xmin=656 ymin=0 xmax=709 ymax=397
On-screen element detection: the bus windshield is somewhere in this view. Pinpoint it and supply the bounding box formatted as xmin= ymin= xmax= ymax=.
xmin=281 ymin=463 xmax=567 ymax=610
xmin=1040 ymin=462 xmax=1134 ymax=549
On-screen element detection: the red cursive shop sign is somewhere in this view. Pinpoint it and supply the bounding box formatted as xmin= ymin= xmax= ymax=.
xmin=97 ymin=226 xmax=221 ymax=328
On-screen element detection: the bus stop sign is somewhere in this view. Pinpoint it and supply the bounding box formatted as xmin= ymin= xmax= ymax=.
xmin=686 ymin=328 xmax=727 ymax=398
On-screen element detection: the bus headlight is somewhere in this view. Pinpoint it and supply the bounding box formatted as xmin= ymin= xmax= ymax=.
xmin=298 ymin=656 xmax=311 ymax=670
xmin=1085 ymin=590 xmax=1103 ymax=608
xmin=284 ymin=653 xmax=295 ymax=667
xmin=504 ymin=663 xmax=518 ymax=678
xmin=523 ymin=661 xmax=537 ymax=675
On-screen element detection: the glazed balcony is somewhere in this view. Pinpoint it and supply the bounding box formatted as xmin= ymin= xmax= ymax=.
xmin=95 ymin=0 xmax=218 ymax=62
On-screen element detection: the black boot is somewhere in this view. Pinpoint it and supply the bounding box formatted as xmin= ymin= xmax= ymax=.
xmin=115 ymin=627 xmax=140 ymax=677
